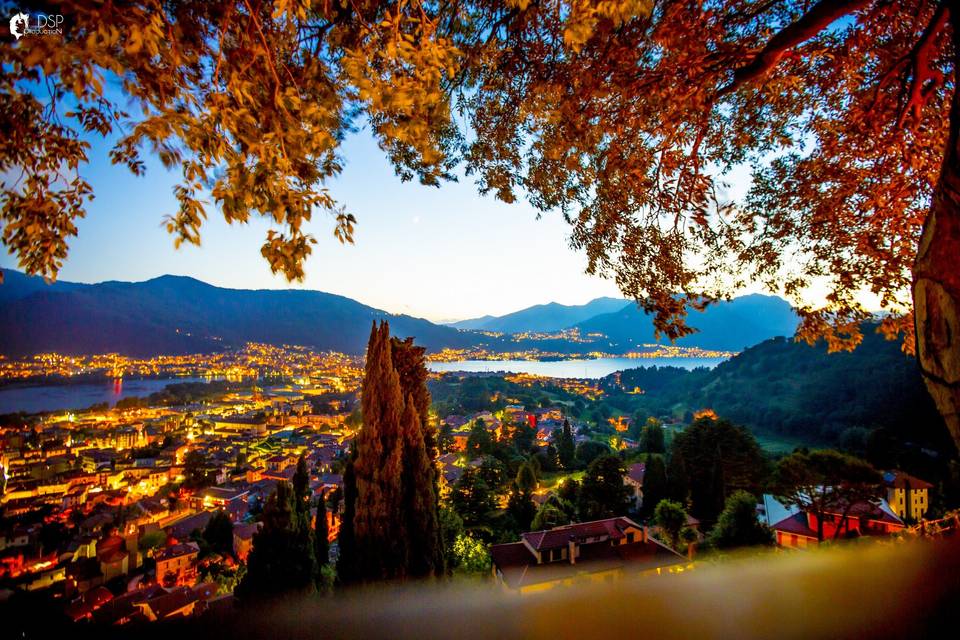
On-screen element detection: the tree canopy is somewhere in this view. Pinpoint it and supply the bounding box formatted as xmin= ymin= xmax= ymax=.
xmin=772 ymin=449 xmax=882 ymax=541
xmin=4 ymin=1 xmax=958 ymax=446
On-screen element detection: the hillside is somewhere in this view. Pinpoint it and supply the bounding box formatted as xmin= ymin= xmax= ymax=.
xmin=0 ymin=270 xmax=489 ymax=357
xmin=605 ymin=327 xmax=952 ymax=457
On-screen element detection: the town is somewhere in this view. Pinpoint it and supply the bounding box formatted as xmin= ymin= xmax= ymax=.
xmin=2 ymin=336 xmax=956 ymax=625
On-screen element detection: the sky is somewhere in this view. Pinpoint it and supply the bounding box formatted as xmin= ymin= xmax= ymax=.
xmin=0 ymin=125 xmax=640 ymax=323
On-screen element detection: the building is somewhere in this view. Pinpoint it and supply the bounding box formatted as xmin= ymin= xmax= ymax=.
xmin=490 ymin=516 xmax=688 ymax=594
xmin=759 ymin=494 xmax=904 ymax=549
xmin=155 ymin=542 xmax=199 ymax=587
xmin=232 ymin=522 xmax=261 ymax=562
xmin=624 ymin=462 xmax=645 ymax=508
xmin=883 ymin=470 xmax=934 ymax=521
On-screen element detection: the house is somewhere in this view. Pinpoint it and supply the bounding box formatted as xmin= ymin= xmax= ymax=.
xmin=96 ymin=536 xmax=129 ymax=582
xmin=134 ymin=586 xmax=201 ymax=621
xmin=758 ymin=494 xmax=904 ymax=549
xmin=883 ymin=470 xmax=934 ymax=521
xmin=624 ymin=462 xmax=645 ymax=508
xmin=232 ymin=522 xmax=262 ymax=562
xmin=155 ymin=542 xmax=199 ymax=587
xmin=191 ymin=486 xmax=250 ymax=519
xmin=490 ymin=516 xmax=688 ymax=594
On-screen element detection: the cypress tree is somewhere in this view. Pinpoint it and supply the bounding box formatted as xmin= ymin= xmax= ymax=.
xmin=392 ymin=337 xmax=444 ymax=576
xmin=340 ymin=321 xmax=444 ymax=584
xmin=336 ymin=449 xmax=358 ymax=583
xmin=292 ymin=453 xmax=310 ymax=515
xmin=401 ymin=392 xmax=442 ymax=577
xmin=558 ymin=419 xmax=576 ymax=470
xmin=314 ymin=496 xmax=329 ymax=569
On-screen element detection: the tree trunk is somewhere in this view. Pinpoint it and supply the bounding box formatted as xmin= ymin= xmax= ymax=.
xmin=913 ymin=9 xmax=960 ymax=453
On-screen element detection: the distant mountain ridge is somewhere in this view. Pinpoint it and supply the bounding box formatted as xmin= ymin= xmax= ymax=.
xmin=450 ymin=293 xmax=799 ymax=352
xmin=448 ymin=297 xmax=630 ymax=332
xmin=0 ymin=269 xmax=799 ymax=357
xmin=0 ymin=270 xmax=485 ymax=358
xmin=576 ymin=293 xmax=800 ymax=352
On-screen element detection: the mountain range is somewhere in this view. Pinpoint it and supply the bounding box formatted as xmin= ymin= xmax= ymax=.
xmin=447 ymin=297 xmax=630 ymax=333
xmin=0 ymin=269 xmax=799 ymax=357
xmin=0 ymin=270 xmax=483 ymax=358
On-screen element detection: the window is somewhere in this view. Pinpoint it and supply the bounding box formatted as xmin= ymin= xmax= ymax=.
xmin=626 ymin=532 xmax=635 ymax=544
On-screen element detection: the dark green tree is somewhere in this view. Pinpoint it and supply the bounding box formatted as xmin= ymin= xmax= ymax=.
xmin=516 ymin=461 xmax=538 ymax=494
xmin=506 ymin=482 xmax=537 ymax=533
xmin=451 ymin=467 xmax=496 ymax=528
xmin=236 ymin=481 xmax=315 ymax=602
xmin=292 ymin=453 xmax=310 ymax=515
xmin=654 ymin=499 xmax=688 ymax=551
xmin=557 ymin=478 xmax=580 ymax=507
xmin=400 ymin=391 xmax=443 ymax=578
xmin=202 ymin=510 xmax=234 ymax=557
xmin=339 ymin=322 xmax=406 ymax=582
xmin=641 ymin=454 xmax=669 ymax=518
xmin=314 ymin=498 xmax=329 ymax=573
xmin=578 ymin=455 xmax=631 ymax=521
xmin=709 ymin=491 xmax=774 ymax=550
xmin=183 ymin=449 xmax=213 ymax=489
xmin=640 ymin=419 xmax=666 ymax=454
xmin=667 ymin=444 xmax=690 ymax=506
xmin=339 ymin=321 xmax=443 ymax=583
xmin=670 ymin=418 xmax=767 ymax=523
xmin=558 ymin=419 xmax=576 ymax=470
xmin=575 ymin=440 xmax=611 ymax=468
xmin=512 ymin=421 xmax=537 ymax=455
xmin=772 ymin=450 xmax=882 ymax=542
xmin=531 ymin=494 xmax=576 ymax=531
xmin=467 ymin=419 xmax=494 ymax=458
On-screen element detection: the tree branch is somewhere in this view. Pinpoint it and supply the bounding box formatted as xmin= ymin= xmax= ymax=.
xmin=719 ymin=0 xmax=873 ymax=95
xmin=897 ymin=1 xmax=950 ymax=128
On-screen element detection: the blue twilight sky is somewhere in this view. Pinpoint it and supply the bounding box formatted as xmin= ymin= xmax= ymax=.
xmin=0 ymin=124 xmax=641 ymax=322
xmin=3 ymin=114 xmax=865 ymax=323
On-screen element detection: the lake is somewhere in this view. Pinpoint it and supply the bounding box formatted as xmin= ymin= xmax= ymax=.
xmin=427 ymin=356 xmax=728 ymax=379
xmin=0 ymin=377 xmax=213 ymax=415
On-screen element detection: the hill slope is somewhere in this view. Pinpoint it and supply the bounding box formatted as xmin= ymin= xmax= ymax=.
xmin=608 ymin=327 xmax=951 ymax=455
xmin=0 ymin=270 xmax=484 ymax=357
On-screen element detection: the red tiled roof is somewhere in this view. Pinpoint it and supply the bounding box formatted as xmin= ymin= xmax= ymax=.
xmin=522 ymin=517 xmax=636 ymax=551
